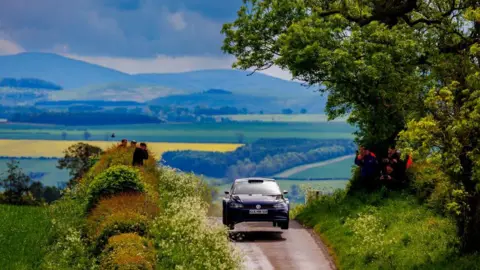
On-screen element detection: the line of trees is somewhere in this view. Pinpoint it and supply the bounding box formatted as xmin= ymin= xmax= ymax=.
xmin=0 ymin=78 xmax=63 ymax=90
xmin=162 ymin=138 xmax=356 ymax=180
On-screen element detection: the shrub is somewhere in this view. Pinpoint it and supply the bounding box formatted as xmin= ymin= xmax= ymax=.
xmin=157 ymin=168 xmax=212 ymax=208
xmin=150 ymin=196 xmax=241 ymax=270
xmin=85 ymin=165 xmax=145 ymax=212
xmin=100 ymin=233 xmax=155 ymax=270
xmin=87 ymin=193 xmax=159 ymax=240
xmin=41 ymin=193 xmax=94 ymax=270
xmin=90 ymin=210 xmax=150 ymax=253
xmin=407 ymin=161 xmax=452 ymax=213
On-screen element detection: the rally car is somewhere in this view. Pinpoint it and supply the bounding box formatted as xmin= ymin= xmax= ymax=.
xmin=222 ymin=178 xmax=290 ymax=230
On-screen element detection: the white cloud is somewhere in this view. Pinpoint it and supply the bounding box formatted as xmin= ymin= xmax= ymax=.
xmin=167 ymin=12 xmax=187 ymax=31
xmin=0 ymin=39 xmax=25 ymax=55
xmin=62 ymin=53 xmax=294 ymax=81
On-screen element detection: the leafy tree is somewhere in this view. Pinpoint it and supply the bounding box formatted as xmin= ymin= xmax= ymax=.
xmin=57 ymin=143 xmax=103 ymax=185
xmin=300 ymin=108 xmax=307 ymax=114
xmin=0 ymin=160 xmax=33 ymax=205
xmin=223 ymin=0 xmax=480 ymax=251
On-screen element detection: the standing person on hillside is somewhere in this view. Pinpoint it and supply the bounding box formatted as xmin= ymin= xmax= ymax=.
xmin=355 ymin=146 xmax=379 ymax=190
xmin=119 ymin=139 xmax=128 ymax=148
xmin=132 ymin=142 xmax=149 ymax=166
xmin=130 ymin=140 xmax=137 ymax=148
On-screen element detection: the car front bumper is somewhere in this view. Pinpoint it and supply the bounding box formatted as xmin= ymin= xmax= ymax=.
xmin=226 ymin=207 xmax=289 ymax=223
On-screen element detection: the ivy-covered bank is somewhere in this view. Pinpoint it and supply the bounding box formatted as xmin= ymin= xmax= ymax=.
xmin=42 ymin=146 xmax=241 ymax=269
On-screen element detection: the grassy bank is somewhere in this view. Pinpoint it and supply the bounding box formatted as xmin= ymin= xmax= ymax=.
xmin=0 ymin=205 xmax=52 ymax=270
xmin=294 ymin=189 xmax=480 ymax=270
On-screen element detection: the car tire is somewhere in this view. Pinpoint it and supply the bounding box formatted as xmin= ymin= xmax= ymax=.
xmin=280 ymin=221 xmax=289 ymax=230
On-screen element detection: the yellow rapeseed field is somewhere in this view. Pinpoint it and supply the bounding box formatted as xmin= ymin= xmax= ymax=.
xmin=0 ymin=140 xmax=241 ymax=158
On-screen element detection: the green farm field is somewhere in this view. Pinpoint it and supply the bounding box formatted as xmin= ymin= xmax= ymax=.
xmin=0 ymin=121 xmax=355 ymax=143
xmin=289 ymin=158 xmax=355 ymax=179
xmin=0 ymin=205 xmax=52 ymax=270
xmin=219 ymin=114 xmax=348 ymax=123
xmin=216 ymin=179 xmax=349 ymax=195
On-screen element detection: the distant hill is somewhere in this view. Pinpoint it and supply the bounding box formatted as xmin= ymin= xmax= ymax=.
xmin=35 ymin=100 xmax=145 ymax=107
xmin=0 ymin=52 xmax=328 ymax=111
xmin=149 ymin=89 xmax=325 ymax=113
xmin=0 ymin=78 xmax=63 ymax=90
xmin=0 ymin=53 xmax=133 ymax=89
xmin=134 ymin=70 xmax=317 ymax=98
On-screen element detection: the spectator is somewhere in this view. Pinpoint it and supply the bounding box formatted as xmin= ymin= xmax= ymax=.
xmin=355 ymin=146 xmax=379 ymax=190
xmin=119 ymin=139 xmax=128 ymax=147
xmin=130 ymin=140 xmax=137 ymax=148
xmin=132 ymin=142 xmax=149 ymax=166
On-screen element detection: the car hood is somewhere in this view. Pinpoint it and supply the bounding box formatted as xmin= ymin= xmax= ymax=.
xmin=233 ymin=194 xmax=283 ymax=203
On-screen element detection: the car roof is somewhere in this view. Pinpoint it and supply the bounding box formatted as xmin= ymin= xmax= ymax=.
xmin=234 ymin=177 xmax=276 ymax=183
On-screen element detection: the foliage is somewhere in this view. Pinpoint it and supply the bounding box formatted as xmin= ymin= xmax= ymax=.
xmin=29 ymin=181 xmax=63 ymax=203
xmin=295 ymin=190 xmax=480 ymax=269
xmin=57 ymin=142 xmax=103 ymax=185
xmin=44 ymin=142 xmax=241 ymax=270
xmin=85 ymin=165 xmax=145 ymax=212
xmin=162 ymin=138 xmax=355 ymax=179
xmin=0 ymin=205 xmax=53 ymax=270
xmin=150 ymin=196 xmax=241 ymax=270
xmin=100 ymin=233 xmax=156 ymax=270
xmin=0 ymin=159 xmax=36 ymax=205
xmin=89 ymin=210 xmax=150 ymax=253
xmin=224 ymin=0 xmax=480 ymax=252
xmin=42 ymin=193 xmax=94 ymax=270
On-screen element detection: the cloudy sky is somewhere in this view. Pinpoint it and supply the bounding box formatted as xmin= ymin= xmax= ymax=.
xmin=0 ymin=0 xmax=291 ymax=79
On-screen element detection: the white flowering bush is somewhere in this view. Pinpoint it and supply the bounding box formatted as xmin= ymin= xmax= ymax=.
xmin=344 ymin=210 xmax=396 ymax=265
xmin=151 ymin=196 xmax=242 ymax=270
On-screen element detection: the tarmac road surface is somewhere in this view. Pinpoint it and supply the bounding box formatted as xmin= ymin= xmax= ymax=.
xmin=229 ymin=221 xmax=335 ymax=270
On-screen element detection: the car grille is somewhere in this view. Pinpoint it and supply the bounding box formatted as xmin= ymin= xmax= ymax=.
xmin=243 ymin=203 xmax=275 ymax=209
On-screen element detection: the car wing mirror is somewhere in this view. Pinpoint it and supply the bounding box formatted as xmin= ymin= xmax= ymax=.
xmin=224 ymin=191 xmax=230 ymax=195
xmin=283 ymin=190 xmax=288 ymax=195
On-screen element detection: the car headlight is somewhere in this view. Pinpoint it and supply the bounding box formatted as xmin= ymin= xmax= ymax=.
xmin=229 ymin=202 xmax=243 ymax=208
xmin=273 ymin=203 xmax=286 ymax=209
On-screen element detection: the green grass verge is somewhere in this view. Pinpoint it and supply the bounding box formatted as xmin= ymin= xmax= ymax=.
xmin=294 ymin=190 xmax=480 ymax=270
xmin=0 ymin=205 xmax=52 ymax=270
xmin=289 ymin=158 xmax=354 ymax=179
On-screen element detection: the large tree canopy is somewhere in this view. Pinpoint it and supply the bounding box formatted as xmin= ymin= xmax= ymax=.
xmin=223 ymin=0 xmax=480 ymax=251
xmin=222 ymin=0 xmax=478 ymax=149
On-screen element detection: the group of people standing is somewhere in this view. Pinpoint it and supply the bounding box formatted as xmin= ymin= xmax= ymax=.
xmin=118 ymin=139 xmax=149 ymax=166
xmin=354 ymin=146 xmax=413 ymax=190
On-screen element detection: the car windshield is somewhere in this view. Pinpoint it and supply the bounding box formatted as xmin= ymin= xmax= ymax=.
xmin=233 ymin=181 xmax=281 ymax=195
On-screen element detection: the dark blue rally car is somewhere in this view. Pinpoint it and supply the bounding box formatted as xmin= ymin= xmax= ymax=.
xmin=222 ymin=178 xmax=290 ymax=230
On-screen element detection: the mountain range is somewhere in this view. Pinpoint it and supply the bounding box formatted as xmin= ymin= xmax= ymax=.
xmin=0 ymin=52 xmax=327 ymax=113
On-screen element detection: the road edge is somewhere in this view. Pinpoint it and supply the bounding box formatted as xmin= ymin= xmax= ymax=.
xmin=295 ymin=220 xmax=338 ymax=270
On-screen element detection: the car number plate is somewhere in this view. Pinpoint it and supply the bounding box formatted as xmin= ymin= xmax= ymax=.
xmin=249 ymin=209 xmax=268 ymax=214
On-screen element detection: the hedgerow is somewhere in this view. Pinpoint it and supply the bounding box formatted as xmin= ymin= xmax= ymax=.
xmin=100 ymin=233 xmax=156 ymax=270
xmin=85 ymin=165 xmax=146 ymax=212
xmin=42 ymin=143 xmax=241 ymax=270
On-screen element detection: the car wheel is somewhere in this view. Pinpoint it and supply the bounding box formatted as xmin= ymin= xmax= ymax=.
xmin=280 ymin=221 xmax=289 ymax=230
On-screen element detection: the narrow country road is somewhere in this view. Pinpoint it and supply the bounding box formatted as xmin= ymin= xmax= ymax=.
xmin=230 ymin=221 xmax=335 ymax=270
xmin=274 ymin=155 xmax=355 ymax=178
